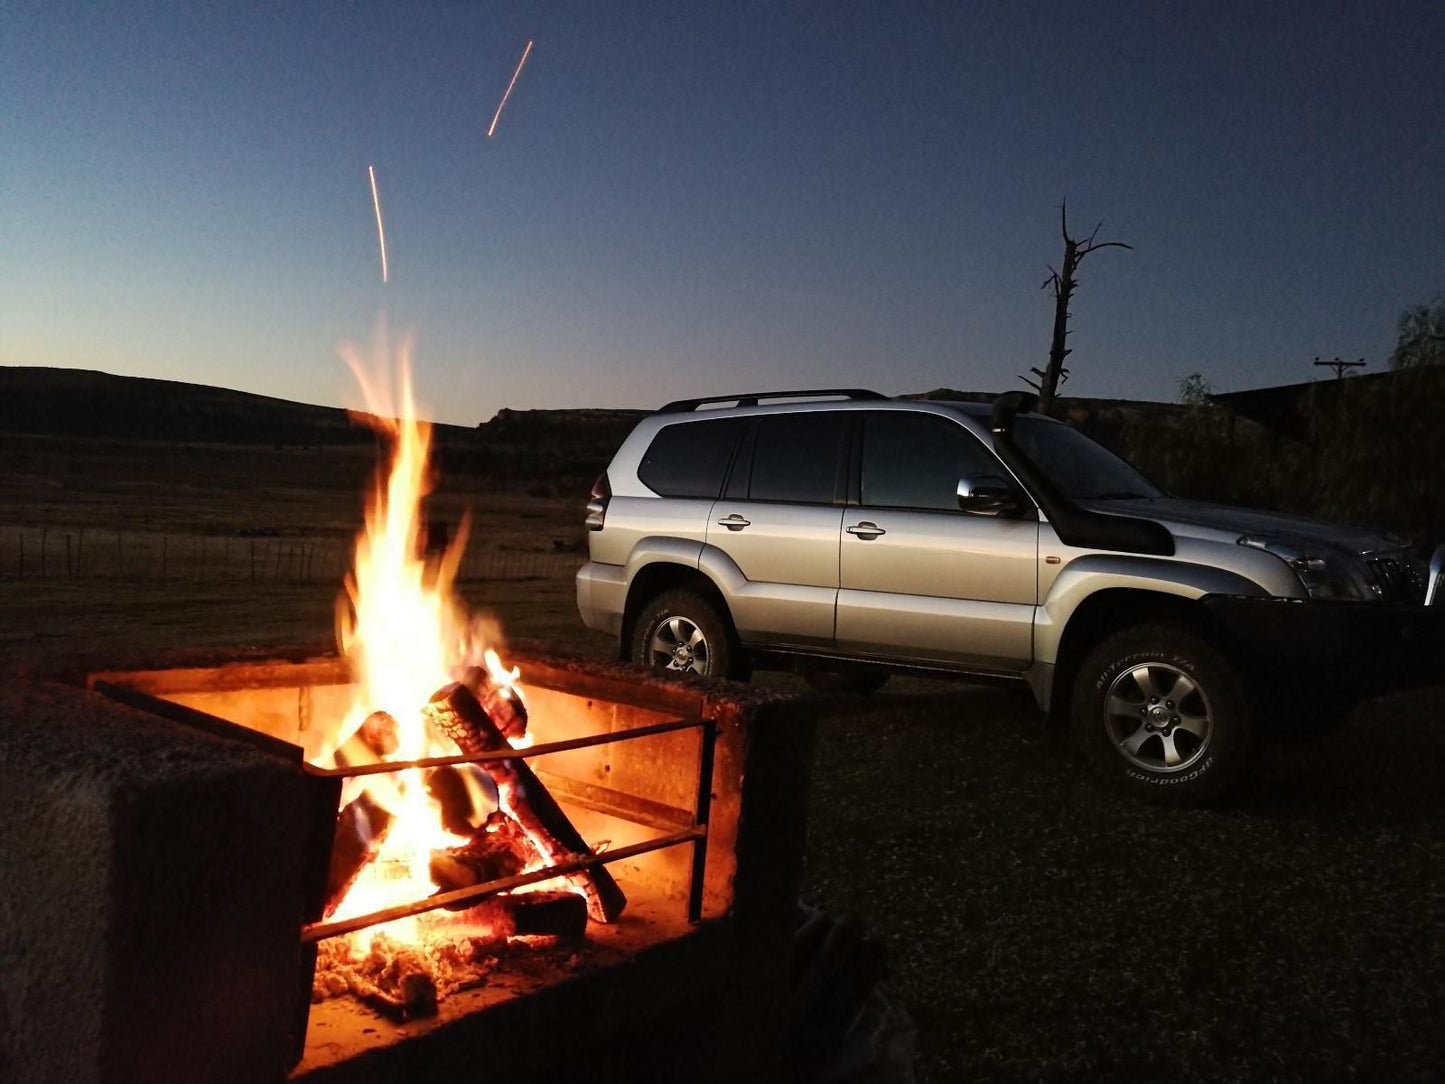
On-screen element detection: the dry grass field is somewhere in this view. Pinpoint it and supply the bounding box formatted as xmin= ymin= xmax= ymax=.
xmin=2 ymin=430 xmax=1442 ymax=1082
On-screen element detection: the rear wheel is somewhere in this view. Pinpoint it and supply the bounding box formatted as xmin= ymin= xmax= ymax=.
xmin=631 ymin=590 xmax=740 ymax=680
xmin=1071 ymin=622 xmax=1254 ymax=805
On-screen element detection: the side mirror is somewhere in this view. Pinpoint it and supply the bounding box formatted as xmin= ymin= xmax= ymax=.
xmin=957 ymin=476 xmax=1019 ymax=517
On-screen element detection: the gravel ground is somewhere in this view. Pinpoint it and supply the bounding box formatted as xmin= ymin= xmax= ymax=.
xmin=798 ymin=679 xmax=1444 ymax=1083
xmin=2 ymin=573 xmax=1438 ymax=1082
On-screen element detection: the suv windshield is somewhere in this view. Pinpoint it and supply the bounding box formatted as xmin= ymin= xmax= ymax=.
xmin=1012 ymin=418 xmax=1165 ymax=501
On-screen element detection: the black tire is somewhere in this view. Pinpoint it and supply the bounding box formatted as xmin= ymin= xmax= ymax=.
xmin=1070 ymin=621 xmax=1254 ymax=806
xmin=803 ymin=668 xmax=891 ymax=695
xmin=630 ymin=589 xmax=741 ymax=680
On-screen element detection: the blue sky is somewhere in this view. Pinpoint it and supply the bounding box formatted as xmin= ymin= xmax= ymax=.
xmin=2 ymin=1 xmax=1441 ymax=424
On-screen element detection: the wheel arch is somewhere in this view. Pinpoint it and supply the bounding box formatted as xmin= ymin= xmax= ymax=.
xmin=1047 ymin=587 xmax=1234 ymax=728
xmin=620 ymin=561 xmax=732 ymax=662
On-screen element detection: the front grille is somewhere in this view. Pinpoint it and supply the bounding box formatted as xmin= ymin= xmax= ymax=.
xmin=1364 ymin=552 xmax=1426 ymax=603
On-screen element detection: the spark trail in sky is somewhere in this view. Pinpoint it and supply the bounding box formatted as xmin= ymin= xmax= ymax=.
xmin=368 ymin=165 xmax=389 ymax=284
xmin=487 ymin=40 xmax=534 ymax=138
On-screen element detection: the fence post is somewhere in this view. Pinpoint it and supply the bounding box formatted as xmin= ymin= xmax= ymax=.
xmin=40 ymin=527 xmax=47 ymax=580
xmin=116 ymin=529 xmax=123 ymax=579
xmin=161 ymin=536 xmax=168 ymax=582
xmin=16 ymin=533 xmax=22 ymax=579
xmin=65 ymin=534 xmax=73 ymax=580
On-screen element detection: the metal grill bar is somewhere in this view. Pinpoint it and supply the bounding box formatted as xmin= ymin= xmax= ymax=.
xmin=687 ymin=717 xmax=717 ymax=923
xmin=532 ymin=769 xmax=696 ymax=833
xmin=305 ymin=715 xmax=704 ymax=779
xmin=301 ymin=828 xmax=704 ymax=943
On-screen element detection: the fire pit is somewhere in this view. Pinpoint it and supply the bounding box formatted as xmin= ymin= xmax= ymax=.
xmin=0 ymin=345 xmax=821 ymax=1080
xmin=0 ymin=649 xmax=815 ymax=1080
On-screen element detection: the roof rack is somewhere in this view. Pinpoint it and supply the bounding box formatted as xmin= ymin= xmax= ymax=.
xmin=658 ymin=388 xmax=888 ymax=413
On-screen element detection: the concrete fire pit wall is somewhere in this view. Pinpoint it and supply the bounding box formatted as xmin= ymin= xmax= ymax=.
xmin=0 ymin=680 xmax=311 ymax=1084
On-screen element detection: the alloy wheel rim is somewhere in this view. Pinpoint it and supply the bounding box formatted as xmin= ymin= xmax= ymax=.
xmin=648 ymin=616 xmax=710 ymax=675
xmin=1103 ymin=661 xmax=1213 ymax=773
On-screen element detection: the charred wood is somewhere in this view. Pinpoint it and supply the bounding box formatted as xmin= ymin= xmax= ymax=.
xmin=508 ymin=890 xmax=588 ymax=939
xmin=434 ymin=889 xmax=589 ymax=941
xmin=462 ymin=664 xmax=529 ymax=740
xmin=324 ymin=791 xmax=393 ymax=918
xmin=424 ymin=682 xmax=627 ymax=923
xmin=424 ymin=764 xmax=479 ymax=838
xmin=429 ymin=812 xmax=538 ymax=900
xmin=333 ymin=710 xmax=400 ymax=768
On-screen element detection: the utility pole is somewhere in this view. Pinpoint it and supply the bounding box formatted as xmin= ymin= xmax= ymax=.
xmin=1313 ymin=356 xmax=1365 ymax=380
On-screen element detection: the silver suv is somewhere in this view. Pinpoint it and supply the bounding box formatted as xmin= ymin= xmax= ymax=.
xmin=576 ymin=389 xmax=1444 ymax=803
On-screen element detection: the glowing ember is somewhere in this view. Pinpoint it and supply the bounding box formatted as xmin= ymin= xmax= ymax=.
xmin=367 ymin=165 xmax=390 ymax=283
xmin=487 ymin=39 xmax=534 ymax=138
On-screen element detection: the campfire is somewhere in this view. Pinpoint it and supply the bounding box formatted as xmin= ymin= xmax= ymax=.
xmin=301 ymin=340 xmax=629 ymax=1019
xmin=0 ymin=331 xmax=815 ymax=1081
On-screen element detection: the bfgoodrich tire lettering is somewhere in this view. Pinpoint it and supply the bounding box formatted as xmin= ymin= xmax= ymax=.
xmin=1071 ymin=621 xmax=1254 ymax=805
xmin=631 ymin=589 xmax=739 ymax=680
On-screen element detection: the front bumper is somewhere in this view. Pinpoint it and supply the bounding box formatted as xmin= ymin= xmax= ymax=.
xmin=1202 ymin=594 xmax=1445 ymax=697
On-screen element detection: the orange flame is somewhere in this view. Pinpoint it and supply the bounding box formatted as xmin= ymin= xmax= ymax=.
xmin=324 ymin=324 xmax=517 ymax=945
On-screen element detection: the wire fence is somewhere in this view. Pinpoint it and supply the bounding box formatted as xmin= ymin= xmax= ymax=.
xmin=0 ymin=527 xmax=582 ymax=586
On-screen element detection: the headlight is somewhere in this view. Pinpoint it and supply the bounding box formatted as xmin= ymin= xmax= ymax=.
xmin=1237 ymin=535 xmax=1374 ymax=600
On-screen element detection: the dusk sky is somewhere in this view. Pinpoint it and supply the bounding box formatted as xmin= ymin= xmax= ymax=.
xmin=3 ymin=1 xmax=1441 ymax=425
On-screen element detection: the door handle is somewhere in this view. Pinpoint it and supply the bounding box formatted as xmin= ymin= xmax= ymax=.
xmin=717 ymin=514 xmax=751 ymax=531
xmin=846 ymin=521 xmax=886 ymax=539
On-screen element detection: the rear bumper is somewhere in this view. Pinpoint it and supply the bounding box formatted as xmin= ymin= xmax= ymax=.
xmin=1201 ymin=595 xmax=1445 ymax=696
xmin=575 ymin=560 xmax=627 ymax=637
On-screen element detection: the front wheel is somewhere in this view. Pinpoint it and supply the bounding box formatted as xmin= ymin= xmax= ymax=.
xmin=631 ymin=589 xmax=740 ymax=680
xmin=1071 ymin=622 xmax=1254 ymax=805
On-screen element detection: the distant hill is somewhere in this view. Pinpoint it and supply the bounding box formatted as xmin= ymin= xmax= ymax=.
xmin=0 ymin=367 xmax=655 ymax=488
xmin=0 ymin=367 xmax=372 ymax=445
xmin=0 ymin=367 xmax=490 ymax=446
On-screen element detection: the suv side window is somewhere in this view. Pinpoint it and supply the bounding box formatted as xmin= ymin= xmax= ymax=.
xmin=746 ymin=412 xmax=848 ymax=504
xmin=637 ymin=418 xmax=744 ymax=498
xmin=861 ymin=411 xmax=1002 ymax=511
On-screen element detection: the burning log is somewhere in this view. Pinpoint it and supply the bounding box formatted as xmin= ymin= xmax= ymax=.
xmin=332 ymin=709 xmax=400 ymax=767
xmin=505 ymin=889 xmax=589 ymax=938
xmin=438 ymin=890 xmax=589 ymax=941
xmin=324 ymin=710 xmax=403 ymax=919
xmin=462 ymin=663 xmax=529 ymax=740
xmin=429 ymin=811 xmax=538 ymax=900
xmin=424 ymin=764 xmax=481 ymax=838
xmin=423 ymin=682 xmax=627 ymax=923
xmin=323 ymin=791 xmax=393 ymax=918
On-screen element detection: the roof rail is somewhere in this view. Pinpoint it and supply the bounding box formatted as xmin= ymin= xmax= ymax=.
xmin=657 ymin=388 xmax=888 ymax=413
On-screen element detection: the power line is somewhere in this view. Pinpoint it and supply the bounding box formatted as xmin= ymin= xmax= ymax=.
xmin=1313 ymin=356 xmax=1366 ymax=380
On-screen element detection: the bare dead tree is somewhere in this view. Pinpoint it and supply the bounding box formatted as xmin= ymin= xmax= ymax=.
xmin=1022 ymin=202 xmax=1132 ymax=416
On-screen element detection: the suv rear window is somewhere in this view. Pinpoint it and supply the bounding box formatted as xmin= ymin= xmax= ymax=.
xmin=637 ymin=418 xmax=744 ymax=498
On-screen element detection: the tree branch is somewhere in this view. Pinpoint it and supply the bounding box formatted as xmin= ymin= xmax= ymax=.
xmin=1077 ymin=240 xmax=1133 ymax=260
